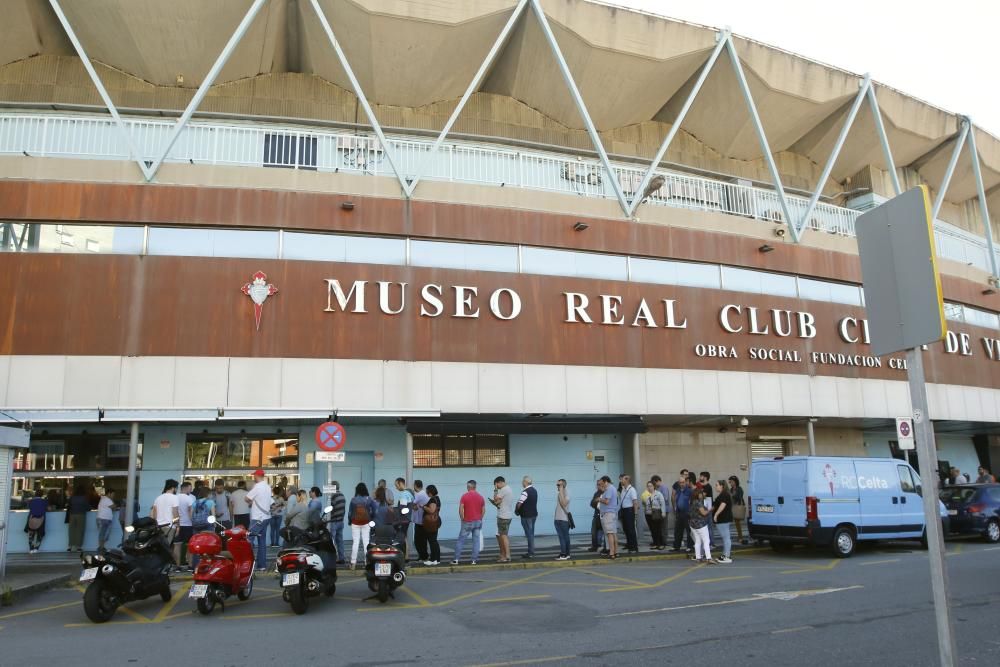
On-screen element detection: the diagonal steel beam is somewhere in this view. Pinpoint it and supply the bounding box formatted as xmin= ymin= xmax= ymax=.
xmin=964 ymin=119 xmax=1000 ymax=279
xmin=405 ymin=0 xmax=529 ymax=197
xmin=626 ymin=29 xmax=730 ymax=218
xmin=48 ymin=0 xmax=153 ymax=180
xmin=145 ymin=0 xmax=267 ymax=181
xmin=795 ymin=75 xmax=871 ymax=236
xmin=724 ymin=35 xmax=797 ymax=241
xmin=309 ymin=0 xmax=410 ymax=196
xmin=866 ymin=83 xmax=901 ymax=196
xmin=931 ymin=120 xmax=969 ymax=221
xmin=530 ymin=0 xmax=630 ymax=215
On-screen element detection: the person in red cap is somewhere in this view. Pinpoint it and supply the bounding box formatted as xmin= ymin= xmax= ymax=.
xmin=245 ymin=469 xmax=273 ymax=570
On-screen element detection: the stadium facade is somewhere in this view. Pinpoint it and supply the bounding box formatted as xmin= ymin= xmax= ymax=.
xmin=2 ymin=0 xmax=1000 ymax=551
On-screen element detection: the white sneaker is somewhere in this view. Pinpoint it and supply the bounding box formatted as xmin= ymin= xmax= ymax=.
xmin=717 ymin=556 xmax=732 ymax=564
xmin=422 ymin=560 xmax=438 ymax=566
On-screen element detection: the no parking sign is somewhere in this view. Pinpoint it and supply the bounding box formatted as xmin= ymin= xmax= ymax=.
xmin=895 ymin=417 xmax=914 ymax=450
xmin=316 ymin=421 xmax=346 ymax=451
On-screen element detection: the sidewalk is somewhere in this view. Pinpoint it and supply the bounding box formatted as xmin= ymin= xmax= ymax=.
xmin=1 ymin=556 xmax=78 ymax=602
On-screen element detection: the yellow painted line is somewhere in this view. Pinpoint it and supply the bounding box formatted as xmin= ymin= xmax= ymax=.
xmin=772 ymin=625 xmax=814 ymax=634
xmin=116 ymin=605 xmax=152 ymax=623
xmin=600 ymin=563 xmax=703 ymax=592
xmin=481 ymin=594 xmax=550 ymax=604
xmin=162 ymin=592 xmax=285 ymax=620
xmin=0 ymin=600 xmax=80 ymax=620
xmin=469 ymin=655 xmax=574 ymax=667
xmin=781 ymin=558 xmax=841 ymax=574
xmin=399 ymin=586 xmax=433 ymax=607
xmin=946 ymin=543 xmax=965 ymax=557
xmin=360 ymin=569 xmax=554 ymax=612
xmin=695 ymin=575 xmax=751 ymax=584
xmin=149 ymin=582 xmax=191 ymax=623
xmin=65 ymin=620 xmax=147 ymax=628
xmin=220 ymin=612 xmax=298 ymax=620
xmin=860 ymin=559 xmax=900 ymax=566
xmin=575 ymin=568 xmax=646 ymax=586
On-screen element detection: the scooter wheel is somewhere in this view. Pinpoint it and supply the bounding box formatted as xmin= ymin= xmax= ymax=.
xmin=377 ymin=580 xmax=389 ymax=604
xmin=83 ymin=580 xmax=118 ymax=623
xmin=237 ymin=574 xmax=254 ymax=601
xmin=196 ymin=596 xmax=216 ymax=615
xmin=288 ymin=583 xmax=309 ymax=615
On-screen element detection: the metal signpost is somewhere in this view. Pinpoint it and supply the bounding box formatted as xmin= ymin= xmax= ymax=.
xmin=0 ymin=425 xmax=31 ymax=584
xmin=315 ymin=422 xmax=347 ymax=501
xmin=855 ymin=185 xmax=956 ymax=667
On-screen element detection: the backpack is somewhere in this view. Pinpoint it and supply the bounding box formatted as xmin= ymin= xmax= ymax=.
xmin=353 ymin=499 xmax=371 ymax=524
xmin=192 ymin=499 xmax=211 ymax=527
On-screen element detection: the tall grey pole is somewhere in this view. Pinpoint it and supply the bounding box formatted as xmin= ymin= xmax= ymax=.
xmin=806 ymin=419 xmax=817 ymax=456
xmin=906 ymin=347 xmax=957 ymax=667
xmin=125 ymin=422 xmax=140 ymax=525
xmin=405 ymin=433 xmax=414 ymax=490
xmin=632 ymin=433 xmax=641 ymax=483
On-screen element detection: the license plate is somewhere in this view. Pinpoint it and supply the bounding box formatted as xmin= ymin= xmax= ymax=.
xmin=755 ymin=504 xmax=775 ymax=513
xmin=188 ymin=584 xmax=208 ymax=599
xmin=374 ymin=562 xmax=392 ymax=577
xmin=79 ymin=567 xmax=98 ymax=582
xmin=282 ymin=572 xmax=300 ymax=587
xmin=948 ymin=509 xmax=958 ymax=516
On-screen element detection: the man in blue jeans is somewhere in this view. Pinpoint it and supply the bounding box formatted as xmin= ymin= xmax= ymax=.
xmin=516 ymin=476 xmax=539 ymax=559
xmin=452 ymin=480 xmax=485 ymax=565
xmin=327 ymin=482 xmax=346 ymax=564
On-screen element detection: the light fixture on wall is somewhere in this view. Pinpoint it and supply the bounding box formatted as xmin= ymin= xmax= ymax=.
xmin=773 ymin=226 xmax=786 ymax=238
xmin=740 ymin=417 xmax=749 ymax=427
xmin=341 ymin=202 xmax=355 ymax=211
xmin=758 ymin=244 xmax=775 ymax=253
xmin=573 ymin=221 xmax=589 ymax=231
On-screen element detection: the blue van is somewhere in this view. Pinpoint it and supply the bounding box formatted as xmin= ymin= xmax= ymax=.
xmin=748 ymin=456 xmax=936 ymax=557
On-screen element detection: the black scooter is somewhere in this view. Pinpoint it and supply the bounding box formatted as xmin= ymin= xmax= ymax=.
xmin=364 ymin=507 xmax=410 ymax=603
xmin=79 ymin=517 xmax=176 ymax=623
xmin=276 ymin=505 xmax=338 ymax=615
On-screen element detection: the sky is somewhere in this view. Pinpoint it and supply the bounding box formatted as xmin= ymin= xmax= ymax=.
xmin=610 ymin=0 xmax=1000 ymax=137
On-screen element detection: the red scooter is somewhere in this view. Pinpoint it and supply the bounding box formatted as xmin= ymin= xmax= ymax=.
xmin=187 ymin=516 xmax=255 ymax=614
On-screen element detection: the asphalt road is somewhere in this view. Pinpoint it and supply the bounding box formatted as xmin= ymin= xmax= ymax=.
xmin=1 ymin=539 xmax=998 ymax=667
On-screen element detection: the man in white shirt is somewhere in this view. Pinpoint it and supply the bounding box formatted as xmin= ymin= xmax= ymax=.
xmin=151 ymin=479 xmax=180 ymax=541
xmin=230 ymin=481 xmax=250 ymax=529
xmin=96 ymin=489 xmax=117 ymax=551
xmin=173 ymin=482 xmax=194 ymax=571
xmin=245 ymin=469 xmax=272 ymax=570
xmin=619 ymin=475 xmax=640 ymax=553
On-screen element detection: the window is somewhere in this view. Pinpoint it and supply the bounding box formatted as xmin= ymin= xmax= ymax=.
xmin=897 ymin=465 xmax=916 ymax=493
xmin=722 ymin=266 xmax=796 ymax=297
xmin=412 ymin=434 xmax=509 ymax=468
xmin=147 ymin=227 xmax=279 ymax=259
xmin=185 ymin=435 xmax=299 ymax=471
xmin=264 ymin=133 xmax=317 ymax=170
xmin=86 ymin=239 xmax=100 ymax=252
xmin=521 ymin=247 xmax=627 ymax=281
xmin=410 ymin=240 xmax=517 ymax=273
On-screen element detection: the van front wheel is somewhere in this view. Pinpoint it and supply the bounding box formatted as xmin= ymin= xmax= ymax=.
xmin=830 ymin=527 xmax=855 ymax=558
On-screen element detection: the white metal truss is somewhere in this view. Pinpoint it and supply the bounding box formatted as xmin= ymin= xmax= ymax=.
xmin=529 ymin=0 xmax=630 ymax=214
xmin=626 ymin=30 xmax=730 ymax=218
xmin=308 ymin=0 xmax=410 ymax=195
xmin=49 ymin=0 xmax=266 ymax=183
xmin=404 ymin=0 xmax=529 ymax=198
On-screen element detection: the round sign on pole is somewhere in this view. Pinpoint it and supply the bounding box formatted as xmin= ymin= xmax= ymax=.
xmin=316 ymin=421 xmax=346 ymax=451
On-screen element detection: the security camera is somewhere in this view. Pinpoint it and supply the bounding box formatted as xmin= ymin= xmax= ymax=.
xmin=23 ymin=420 xmax=32 ymax=432
xmin=740 ymin=417 xmax=749 ymax=427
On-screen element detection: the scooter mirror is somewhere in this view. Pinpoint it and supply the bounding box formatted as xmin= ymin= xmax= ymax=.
xmin=206 ymin=515 xmax=217 ymax=525
xmin=124 ymin=525 xmax=135 ymax=533
xmin=368 ymin=520 xmax=376 ymax=528
xmin=323 ymin=505 xmax=334 ymax=514
xmin=401 ymin=507 xmax=410 ymax=515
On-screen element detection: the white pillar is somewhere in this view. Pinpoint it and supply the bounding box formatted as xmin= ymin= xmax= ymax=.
xmin=125 ymin=422 xmax=140 ymax=525
xmin=405 ymin=432 xmax=414 ymax=487
xmin=806 ymin=419 xmax=817 ymax=457
xmin=632 ymin=433 xmax=641 ymax=483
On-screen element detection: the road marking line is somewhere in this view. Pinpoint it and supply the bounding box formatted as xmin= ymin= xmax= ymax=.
xmin=468 ymin=655 xmax=574 ymax=667
xmin=115 ymin=604 xmax=152 ymax=623
xmin=860 ymin=559 xmax=900 ymax=566
xmin=772 ymin=625 xmax=814 ymax=634
xmin=599 ymin=563 xmax=703 ymax=592
xmin=399 ymin=587 xmax=433 ymax=607
xmin=220 ymin=612 xmax=297 ymax=620
xmin=598 ymin=585 xmax=863 ymax=617
xmin=575 ymin=568 xmax=646 ymax=586
xmin=359 ymin=569 xmax=555 ymax=612
xmin=0 ymin=600 xmax=80 ymax=620
xmin=781 ymin=558 xmax=842 ymax=574
xmin=946 ymin=543 xmax=965 ymax=556
xmin=983 ymin=547 xmax=1000 ymax=552
xmin=695 ymin=576 xmax=751 ymax=584
xmin=162 ymin=592 xmax=285 ymax=620
xmin=481 ymin=594 xmax=550 ymax=603
xmin=150 ymin=582 xmax=191 ymax=623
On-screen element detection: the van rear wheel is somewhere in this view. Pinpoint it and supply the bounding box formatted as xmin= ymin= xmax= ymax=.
xmin=831 ymin=527 xmax=855 ymax=558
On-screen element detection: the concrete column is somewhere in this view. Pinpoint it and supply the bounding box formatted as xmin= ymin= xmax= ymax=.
xmin=125 ymin=421 xmax=140 ymax=525
xmin=806 ymin=419 xmax=817 ymax=457
xmin=405 ymin=432 xmax=413 ymax=487
xmin=632 ymin=433 xmax=641 ymax=483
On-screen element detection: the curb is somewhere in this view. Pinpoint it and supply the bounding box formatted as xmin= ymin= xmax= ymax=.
xmin=4 ymin=572 xmax=76 ymax=604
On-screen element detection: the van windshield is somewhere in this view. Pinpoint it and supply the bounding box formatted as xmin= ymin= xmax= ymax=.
xmin=939 ymin=488 xmax=978 ymax=504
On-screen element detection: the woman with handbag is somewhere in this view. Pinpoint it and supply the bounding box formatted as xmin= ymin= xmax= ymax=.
xmin=421 ymin=485 xmax=442 ymax=566
xmin=645 ymin=481 xmax=667 ymax=550
xmin=24 ymin=489 xmax=48 ymax=553
xmin=553 ymin=479 xmax=572 ymax=561
xmin=728 ymin=476 xmax=748 ymax=545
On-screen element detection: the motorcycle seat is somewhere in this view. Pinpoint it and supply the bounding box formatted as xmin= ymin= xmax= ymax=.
xmin=217 ymin=551 xmax=234 ymax=560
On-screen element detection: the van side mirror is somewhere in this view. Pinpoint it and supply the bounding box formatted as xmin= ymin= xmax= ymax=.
xmin=914 ymin=485 xmax=922 ymax=497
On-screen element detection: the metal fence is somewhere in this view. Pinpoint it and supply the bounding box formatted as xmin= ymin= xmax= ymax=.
xmin=1 ymin=111 xmax=996 ymax=270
